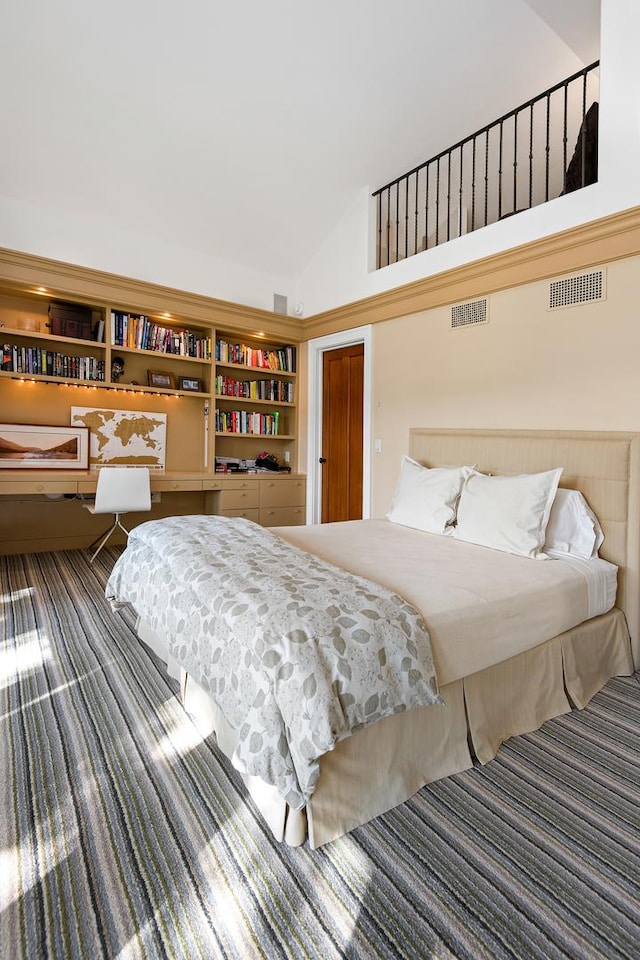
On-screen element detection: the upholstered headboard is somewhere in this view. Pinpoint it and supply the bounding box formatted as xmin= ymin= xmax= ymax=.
xmin=409 ymin=428 xmax=640 ymax=666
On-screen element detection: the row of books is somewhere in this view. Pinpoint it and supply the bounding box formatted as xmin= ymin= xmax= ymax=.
xmin=215 ymin=339 xmax=296 ymax=372
xmin=1 ymin=344 xmax=106 ymax=381
xmin=111 ymin=311 xmax=213 ymax=358
xmin=214 ymin=375 xmax=294 ymax=403
xmin=215 ymin=410 xmax=281 ymax=435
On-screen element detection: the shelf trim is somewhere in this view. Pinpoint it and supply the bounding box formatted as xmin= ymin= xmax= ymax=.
xmin=215 ymin=394 xmax=295 ymax=408
xmin=1 ymin=326 xmax=105 ymax=348
xmin=214 ymin=361 xmax=296 ymax=377
xmin=112 ymin=343 xmax=212 ymax=363
xmin=0 ymin=370 xmax=211 ymax=397
xmin=215 ymin=432 xmax=295 ymax=439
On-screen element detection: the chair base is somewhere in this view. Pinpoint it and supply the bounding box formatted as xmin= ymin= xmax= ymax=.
xmin=88 ymin=514 xmax=130 ymax=563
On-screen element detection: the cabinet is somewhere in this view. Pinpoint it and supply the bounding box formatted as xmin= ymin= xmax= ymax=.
xmin=259 ymin=476 xmax=306 ymax=526
xmin=211 ymin=475 xmax=306 ymax=526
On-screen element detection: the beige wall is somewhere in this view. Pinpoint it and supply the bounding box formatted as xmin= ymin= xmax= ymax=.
xmin=372 ymin=255 xmax=640 ymax=515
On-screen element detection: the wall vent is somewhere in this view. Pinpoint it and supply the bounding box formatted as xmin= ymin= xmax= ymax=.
xmin=451 ymin=298 xmax=489 ymax=329
xmin=548 ymin=270 xmax=606 ymax=310
xmin=273 ymin=293 xmax=288 ymax=314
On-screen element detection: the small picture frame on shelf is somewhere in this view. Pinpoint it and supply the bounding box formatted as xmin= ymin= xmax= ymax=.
xmin=0 ymin=423 xmax=89 ymax=470
xmin=147 ymin=370 xmax=175 ymax=389
xmin=178 ymin=376 xmax=202 ymax=392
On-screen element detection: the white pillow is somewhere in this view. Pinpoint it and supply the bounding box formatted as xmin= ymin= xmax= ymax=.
xmin=453 ymin=467 xmax=563 ymax=559
xmin=545 ymin=487 xmax=604 ymax=559
xmin=387 ymin=456 xmax=471 ymax=535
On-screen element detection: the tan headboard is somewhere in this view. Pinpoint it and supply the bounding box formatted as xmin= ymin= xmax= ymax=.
xmin=409 ymin=428 xmax=640 ymax=666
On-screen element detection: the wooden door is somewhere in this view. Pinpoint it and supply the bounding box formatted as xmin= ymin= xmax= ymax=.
xmin=321 ymin=343 xmax=364 ymax=522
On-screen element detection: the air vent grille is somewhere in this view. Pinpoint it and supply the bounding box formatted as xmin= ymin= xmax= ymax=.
xmin=451 ymin=298 xmax=488 ymax=329
xmin=549 ymin=270 xmax=605 ymax=310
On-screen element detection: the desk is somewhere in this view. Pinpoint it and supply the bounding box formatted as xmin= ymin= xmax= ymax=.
xmin=0 ymin=472 xmax=306 ymax=554
xmin=0 ymin=470 xmax=219 ymax=496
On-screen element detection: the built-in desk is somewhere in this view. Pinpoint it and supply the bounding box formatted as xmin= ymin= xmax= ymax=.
xmin=0 ymin=471 xmax=306 ymax=554
xmin=0 ymin=470 xmax=217 ymax=496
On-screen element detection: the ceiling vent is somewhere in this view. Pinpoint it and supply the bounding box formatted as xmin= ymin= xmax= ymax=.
xmin=451 ymin=298 xmax=489 ymax=329
xmin=548 ymin=270 xmax=606 ymax=310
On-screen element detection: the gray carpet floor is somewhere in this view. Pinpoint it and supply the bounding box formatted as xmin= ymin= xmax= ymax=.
xmin=1 ymin=548 xmax=639 ymax=960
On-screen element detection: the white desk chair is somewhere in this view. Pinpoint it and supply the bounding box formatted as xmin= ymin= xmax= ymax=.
xmin=84 ymin=466 xmax=152 ymax=562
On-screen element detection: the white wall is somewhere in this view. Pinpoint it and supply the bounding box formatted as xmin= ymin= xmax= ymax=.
xmin=296 ymin=0 xmax=640 ymax=317
xmin=0 ymin=194 xmax=295 ymax=313
xmin=2 ymin=0 xmax=638 ymax=318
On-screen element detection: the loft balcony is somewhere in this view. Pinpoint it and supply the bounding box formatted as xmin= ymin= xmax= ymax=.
xmin=374 ymin=62 xmax=599 ymax=270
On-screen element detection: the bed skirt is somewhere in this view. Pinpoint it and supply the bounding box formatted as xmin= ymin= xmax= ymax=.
xmin=136 ymin=607 xmax=633 ymax=848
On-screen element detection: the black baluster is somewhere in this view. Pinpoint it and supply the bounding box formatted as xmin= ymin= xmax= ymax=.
xmin=458 ymin=143 xmax=464 ymax=237
xmin=545 ymin=93 xmax=552 ymax=201
xmin=529 ymin=103 xmax=535 ymax=209
xmin=484 ymin=129 xmax=489 ymax=227
xmin=498 ymin=121 xmax=504 ymax=220
xmin=436 ymin=157 xmax=441 ymax=246
xmin=425 ymin=161 xmax=430 ymax=249
xmin=414 ymin=169 xmax=419 ymax=256
xmin=513 ymin=109 xmax=518 ymax=214
xmin=471 ymin=137 xmax=476 ymax=230
xmin=405 ymin=176 xmax=409 ymax=260
xmin=446 ymin=150 xmax=452 ymax=241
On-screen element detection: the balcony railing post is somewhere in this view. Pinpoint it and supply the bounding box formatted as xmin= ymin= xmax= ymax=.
xmin=374 ymin=60 xmax=599 ymax=268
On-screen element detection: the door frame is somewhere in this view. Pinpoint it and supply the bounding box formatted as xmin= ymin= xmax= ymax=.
xmin=306 ymin=324 xmax=373 ymax=524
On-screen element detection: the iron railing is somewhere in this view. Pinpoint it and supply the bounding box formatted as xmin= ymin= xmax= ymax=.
xmin=373 ymin=61 xmax=600 ymax=269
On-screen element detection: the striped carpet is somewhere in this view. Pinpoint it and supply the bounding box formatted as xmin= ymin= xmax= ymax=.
xmin=1 ymin=549 xmax=639 ymax=960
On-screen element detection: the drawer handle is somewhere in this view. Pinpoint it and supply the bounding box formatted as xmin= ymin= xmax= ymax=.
xmin=37 ymin=484 xmax=45 ymax=492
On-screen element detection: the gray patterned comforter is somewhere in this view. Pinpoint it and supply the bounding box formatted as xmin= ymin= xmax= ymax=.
xmin=106 ymin=515 xmax=442 ymax=809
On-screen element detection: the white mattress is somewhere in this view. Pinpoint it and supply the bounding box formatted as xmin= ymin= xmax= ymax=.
xmin=274 ymin=519 xmax=618 ymax=686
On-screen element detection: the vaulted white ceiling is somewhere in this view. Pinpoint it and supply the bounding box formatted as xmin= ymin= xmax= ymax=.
xmin=0 ymin=1 xmax=600 ymax=283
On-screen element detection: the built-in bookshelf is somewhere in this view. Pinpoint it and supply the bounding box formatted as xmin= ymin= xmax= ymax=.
xmin=0 ymin=293 xmax=214 ymax=396
xmin=214 ymin=333 xmax=297 ymax=466
xmin=0 ymin=278 xmax=301 ymax=477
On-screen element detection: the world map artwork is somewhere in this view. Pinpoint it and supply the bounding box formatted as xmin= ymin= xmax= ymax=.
xmin=70 ymin=407 xmax=167 ymax=469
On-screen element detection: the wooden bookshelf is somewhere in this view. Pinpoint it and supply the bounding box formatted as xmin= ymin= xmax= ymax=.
xmin=0 ymin=256 xmax=303 ymax=535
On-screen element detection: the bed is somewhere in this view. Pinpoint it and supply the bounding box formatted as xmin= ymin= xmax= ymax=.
xmin=106 ymin=428 xmax=638 ymax=848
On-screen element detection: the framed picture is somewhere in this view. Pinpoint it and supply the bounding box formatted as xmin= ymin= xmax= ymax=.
xmin=147 ymin=370 xmax=175 ymax=389
xmin=0 ymin=423 xmax=89 ymax=470
xmin=178 ymin=376 xmax=203 ymax=392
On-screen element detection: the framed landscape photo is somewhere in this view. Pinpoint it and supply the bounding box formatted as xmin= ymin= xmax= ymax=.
xmin=147 ymin=370 xmax=175 ymax=389
xmin=178 ymin=376 xmax=203 ymax=392
xmin=0 ymin=423 xmax=89 ymax=469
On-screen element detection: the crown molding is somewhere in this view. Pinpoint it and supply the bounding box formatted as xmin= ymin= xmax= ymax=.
xmin=3 ymin=206 xmax=640 ymax=345
xmin=300 ymin=205 xmax=640 ymax=339
xmin=0 ymin=247 xmax=302 ymax=340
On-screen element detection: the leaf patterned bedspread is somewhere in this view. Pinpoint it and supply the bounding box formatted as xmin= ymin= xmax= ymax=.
xmin=106 ymin=515 xmax=442 ymax=809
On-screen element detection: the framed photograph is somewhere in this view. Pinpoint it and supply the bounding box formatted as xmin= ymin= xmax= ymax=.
xmin=0 ymin=423 xmax=89 ymax=470
xmin=147 ymin=370 xmax=175 ymax=389
xmin=178 ymin=376 xmax=203 ymax=392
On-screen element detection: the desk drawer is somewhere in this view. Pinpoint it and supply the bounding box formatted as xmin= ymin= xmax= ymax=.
xmin=220 ymin=507 xmax=259 ymax=522
xmin=153 ymin=479 xmax=202 ymax=492
xmin=260 ymin=478 xmax=306 ymax=508
xmin=202 ymin=479 xmax=223 ymax=491
xmin=260 ymin=506 xmax=305 ymax=527
xmin=220 ymin=488 xmax=260 ymax=510
xmin=0 ymin=480 xmax=77 ymax=495
xmin=220 ymin=478 xmax=259 ymax=492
